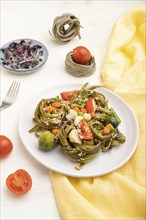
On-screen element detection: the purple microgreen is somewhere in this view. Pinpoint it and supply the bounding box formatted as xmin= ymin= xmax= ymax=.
xmin=1 ymin=40 xmax=44 ymax=70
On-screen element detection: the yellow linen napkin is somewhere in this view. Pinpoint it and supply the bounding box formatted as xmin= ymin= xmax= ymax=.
xmin=50 ymin=5 xmax=145 ymax=220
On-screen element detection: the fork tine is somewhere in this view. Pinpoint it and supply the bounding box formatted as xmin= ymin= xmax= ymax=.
xmin=0 ymin=80 xmax=20 ymax=110
xmin=16 ymin=81 xmax=20 ymax=96
xmin=7 ymin=80 xmax=15 ymax=96
xmin=7 ymin=81 xmax=20 ymax=98
xmin=10 ymin=81 xmax=17 ymax=98
xmin=12 ymin=81 xmax=20 ymax=98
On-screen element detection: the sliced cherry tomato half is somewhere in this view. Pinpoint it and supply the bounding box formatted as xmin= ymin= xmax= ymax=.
xmin=72 ymin=46 xmax=91 ymax=65
xmin=6 ymin=169 xmax=32 ymax=195
xmin=0 ymin=135 xmax=13 ymax=159
xmin=78 ymin=119 xmax=93 ymax=140
xmin=85 ymin=98 xmax=95 ymax=114
xmin=60 ymin=90 xmax=79 ymax=101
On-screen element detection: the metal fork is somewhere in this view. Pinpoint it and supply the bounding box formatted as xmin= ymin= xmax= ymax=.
xmin=0 ymin=80 xmax=20 ymax=110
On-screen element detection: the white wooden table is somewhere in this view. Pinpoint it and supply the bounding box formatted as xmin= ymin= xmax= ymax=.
xmin=1 ymin=1 xmax=143 ymax=219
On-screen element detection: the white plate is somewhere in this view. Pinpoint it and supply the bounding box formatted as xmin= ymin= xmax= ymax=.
xmin=19 ymin=83 xmax=139 ymax=178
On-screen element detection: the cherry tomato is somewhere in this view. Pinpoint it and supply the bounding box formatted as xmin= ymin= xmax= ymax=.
xmin=78 ymin=119 xmax=93 ymax=140
xmin=85 ymin=98 xmax=95 ymax=114
xmin=0 ymin=135 xmax=13 ymax=159
xmin=72 ymin=46 xmax=91 ymax=65
xmin=6 ymin=169 xmax=32 ymax=195
xmin=60 ymin=90 xmax=79 ymax=101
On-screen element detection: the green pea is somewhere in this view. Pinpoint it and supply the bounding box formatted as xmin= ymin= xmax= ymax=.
xmin=77 ymin=112 xmax=83 ymax=116
xmin=75 ymin=99 xmax=86 ymax=107
xmin=52 ymin=109 xmax=57 ymax=114
xmin=46 ymin=112 xmax=51 ymax=117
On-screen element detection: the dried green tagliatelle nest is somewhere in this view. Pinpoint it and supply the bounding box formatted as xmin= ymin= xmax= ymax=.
xmin=49 ymin=13 xmax=82 ymax=43
xmin=65 ymin=51 xmax=96 ymax=77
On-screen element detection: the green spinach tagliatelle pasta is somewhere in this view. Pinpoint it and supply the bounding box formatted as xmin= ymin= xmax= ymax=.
xmin=29 ymin=83 xmax=126 ymax=170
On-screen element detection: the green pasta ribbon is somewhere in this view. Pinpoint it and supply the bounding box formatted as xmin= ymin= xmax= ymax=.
xmin=29 ymin=83 xmax=126 ymax=169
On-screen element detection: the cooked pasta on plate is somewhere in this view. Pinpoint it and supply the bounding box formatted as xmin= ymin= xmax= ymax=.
xmin=19 ymin=83 xmax=138 ymax=177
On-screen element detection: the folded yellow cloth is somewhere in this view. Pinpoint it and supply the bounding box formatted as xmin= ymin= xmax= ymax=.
xmin=50 ymin=5 xmax=146 ymax=219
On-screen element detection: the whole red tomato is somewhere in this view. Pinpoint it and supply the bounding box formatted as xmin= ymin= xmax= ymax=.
xmin=72 ymin=46 xmax=91 ymax=65
xmin=0 ymin=135 xmax=13 ymax=159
